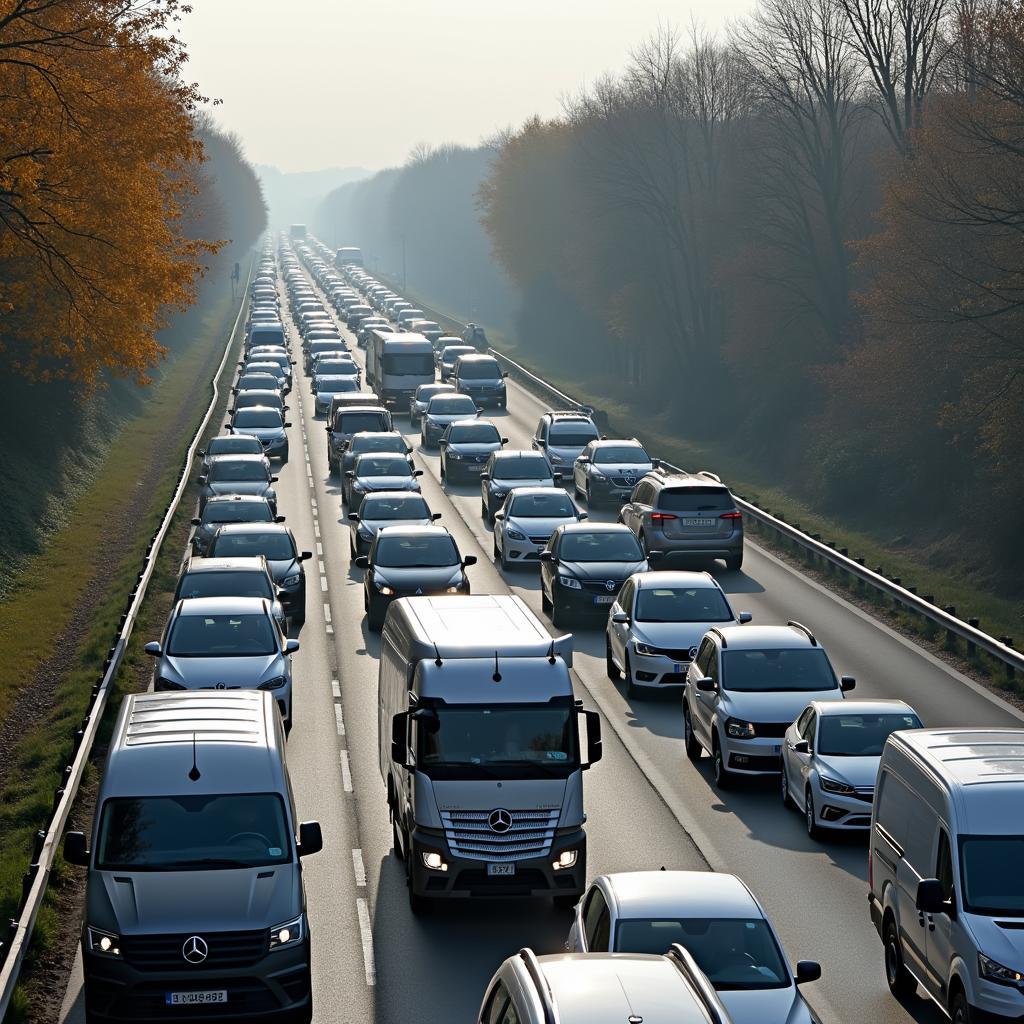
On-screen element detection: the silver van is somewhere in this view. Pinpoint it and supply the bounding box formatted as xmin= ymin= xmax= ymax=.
xmin=869 ymin=728 xmax=1024 ymax=1023
xmin=64 ymin=690 xmax=323 ymax=1023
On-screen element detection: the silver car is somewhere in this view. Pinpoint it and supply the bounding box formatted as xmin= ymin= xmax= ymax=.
xmin=197 ymin=454 xmax=278 ymax=515
xmin=479 ymin=449 xmax=558 ymax=522
xmin=313 ymin=374 xmax=360 ymax=416
xmin=145 ymin=597 xmax=299 ymax=730
xmin=780 ymin=698 xmax=921 ymax=838
xmin=420 ymin=392 xmax=479 ymax=448
xmin=229 ymin=406 xmax=290 ymax=461
xmin=533 ymin=410 xmax=600 ymax=475
xmin=492 ymin=486 xmax=585 ymax=570
xmin=197 ymin=434 xmax=264 ymax=474
xmin=347 ymin=491 xmax=440 ymax=558
xmin=606 ymin=571 xmax=751 ymax=700
xmin=573 ymin=438 xmax=654 ymax=508
xmin=173 ymin=555 xmax=287 ymax=630
xmin=566 ymin=871 xmax=821 ymax=1024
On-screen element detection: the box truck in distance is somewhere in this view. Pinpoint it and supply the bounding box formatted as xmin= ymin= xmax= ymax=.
xmin=378 ymin=595 xmax=602 ymax=913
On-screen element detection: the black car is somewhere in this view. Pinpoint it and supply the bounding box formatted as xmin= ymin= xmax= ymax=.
xmin=539 ymin=523 xmax=649 ymax=627
xmin=439 ymin=419 xmax=507 ymax=484
xmin=355 ymin=525 xmax=475 ymax=631
xmin=190 ymin=495 xmax=283 ymax=556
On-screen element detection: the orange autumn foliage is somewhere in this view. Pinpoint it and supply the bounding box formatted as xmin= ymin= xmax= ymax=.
xmin=0 ymin=0 xmax=218 ymax=385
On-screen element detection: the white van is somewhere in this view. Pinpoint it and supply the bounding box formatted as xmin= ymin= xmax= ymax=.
xmin=869 ymin=728 xmax=1024 ymax=1023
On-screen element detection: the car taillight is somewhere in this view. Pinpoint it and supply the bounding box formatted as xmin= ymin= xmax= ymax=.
xmin=651 ymin=512 xmax=677 ymax=521
xmin=720 ymin=511 xmax=742 ymax=520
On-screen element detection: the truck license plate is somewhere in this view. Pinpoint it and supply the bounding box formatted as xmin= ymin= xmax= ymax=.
xmin=487 ymin=863 xmax=515 ymax=876
xmin=166 ymin=991 xmax=227 ymax=1006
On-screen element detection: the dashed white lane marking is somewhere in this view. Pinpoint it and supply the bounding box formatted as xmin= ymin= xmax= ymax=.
xmin=316 ymin=542 xmax=323 ymax=556
xmin=340 ymin=750 xmax=353 ymax=792
xmin=317 ymin=559 xmax=326 ymax=574
xmin=314 ymin=521 xmax=321 ymax=539
xmin=351 ymin=848 xmax=366 ymax=887
xmin=320 ymin=575 xmax=328 ymax=592
xmin=310 ymin=497 xmax=318 ymax=510
xmin=331 ymin=678 xmax=340 ymax=698
xmin=323 ymin=603 xmax=332 ymax=623
xmin=356 ymin=898 xmax=376 ymax=986
xmin=334 ymin=704 xmax=345 ymax=735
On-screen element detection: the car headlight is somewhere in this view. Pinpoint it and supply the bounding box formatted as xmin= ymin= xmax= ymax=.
xmin=357 ymin=524 xmax=374 ymax=537
xmin=259 ymin=676 xmax=287 ymax=690
xmin=281 ymin=574 xmax=301 ymax=587
xmin=549 ymin=452 xmax=564 ymax=463
xmin=979 ymin=953 xmax=1024 ymax=986
xmin=507 ymin=528 xmax=526 ymax=541
xmin=818 ymin=775 xmax=855 ymax=795
xmin=589 ymin=468 xmax=607 ymax=479
xmin=375 ymin=581 xmax=395 ymax=594
xmin=633 ymin=641 xmax=659 ymax=657
xmin=269 ymin=915 xmax=304 ymax=951
xmin=558 ymin=576 xmax=582 ymax=590
xmin=491 ymin=487 xmax=507 ymax=498
xmin=155 ymin=676 xmax=185 ymax=690
xmin=87 ymin=926 xmax=122 ymax=958
xmin=726 ymin=717 xmax=756 ymax=739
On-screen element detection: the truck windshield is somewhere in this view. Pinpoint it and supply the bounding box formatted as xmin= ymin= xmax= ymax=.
xmin=383 ymin=353 xmax=433 ymax=375
xmin=418 ymin=702 xmax=579 ymax=780
xmin=96 ymin=793 xmax=292 ymax=870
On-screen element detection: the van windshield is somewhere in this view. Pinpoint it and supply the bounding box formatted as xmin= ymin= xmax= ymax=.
xmin=96 ymin=794 xmax=291 ymax=870
xmin=960 ymin=836 xmax=1024 ymax=916
xmin=417 ymin=701 xmax=579 ymax=780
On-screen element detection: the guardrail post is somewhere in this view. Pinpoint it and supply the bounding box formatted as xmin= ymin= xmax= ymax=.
xmin=967 ymin=619 xmax=980 ymax=658
xmin=1001 ymin=638 xmax=1015 ymax=682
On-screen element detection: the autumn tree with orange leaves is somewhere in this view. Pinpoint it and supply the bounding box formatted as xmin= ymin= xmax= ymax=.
xmin=0 ymin=0 xmax=218 ymax=385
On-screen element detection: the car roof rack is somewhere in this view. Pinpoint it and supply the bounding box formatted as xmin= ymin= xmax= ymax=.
xmin=548 ymin=409 xmax=593 ymax=419
xmin=666 ymin=944 xmax=730 ymax=1024
xmin=696 ymin=470 xmax=723 ymax=483
xmin=518 ymin=948 xmax=556 ymax=1024
xmin=787 ymin=620 xmax=818 ymax=646
xmin=708 ymin=626 xmax=729 ymax=648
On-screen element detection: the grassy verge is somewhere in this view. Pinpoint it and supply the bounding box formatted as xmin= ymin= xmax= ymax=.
xmin=0 ymin=285 xmax=243 ymax=1020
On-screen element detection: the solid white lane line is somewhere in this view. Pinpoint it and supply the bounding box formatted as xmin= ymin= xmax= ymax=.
xmin=340 ymin=750 xmax=353 ymax=792
xmin=334 ymin=704 xmax=345 ymax=736
xmin=356 ymin=898 xmax=376 ymax=986
xmin=331 ymin=678 xmax=340 ymax=698
xmin=351 ymin=848 xmax=366 ymax=887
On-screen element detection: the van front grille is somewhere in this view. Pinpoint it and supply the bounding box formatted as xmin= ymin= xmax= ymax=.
xmin=121 ymin=929 xmax=267 ymax=970
xmin=440 ymin=808 xmax=559 ymax=863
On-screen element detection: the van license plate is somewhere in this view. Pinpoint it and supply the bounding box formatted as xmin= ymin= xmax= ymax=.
xmin=166 ymin=991 xmax=227 ymax=1006
xmin=487 ymin=863 xmax=515 ymax=876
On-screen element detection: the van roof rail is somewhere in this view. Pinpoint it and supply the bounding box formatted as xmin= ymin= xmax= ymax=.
xmin=518 ymin=948 xmax=556 ymax=1024
xmin=787 ymin=620 xmax=818 ymax=646
xmin=666 ymin=944 xmax=730 ymax=1024
xmin=708 ymin=627 xmax=729 ymax=648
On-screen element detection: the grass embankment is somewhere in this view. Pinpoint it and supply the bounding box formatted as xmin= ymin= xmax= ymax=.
xmin=387 ymin=276 xmax=1024 ymax=692
xmin=0 ymin=285 xmax=244 ymax=1021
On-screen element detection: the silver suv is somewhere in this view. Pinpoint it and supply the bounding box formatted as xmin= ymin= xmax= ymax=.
xmin=478 ymin=946 xmax=733 ymax=1024
xmin=682 ymin=622 xmax=855 ymax=788
xmin=533 ymin=410 xmax=601 ymax=475
xmin=619 ymin=468 xmax=744 ymax=570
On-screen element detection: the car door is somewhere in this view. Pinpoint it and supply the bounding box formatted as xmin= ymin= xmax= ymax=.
xmin=575 ymin=443 xmax=593 ymax=493
xmin=581 ymin=885 xmax=611 ymax=952
xmin=609 ymin=578 xmax=635 ymax=667
xmin=541 ymin=530 xmax=559 ymax=601
xmin=691 ymin=639 xmax=719 ymax=745
xmin=623 ymin=480 xmax=650 ymax=534
xmin=784 ymin=706 xmax=814 ymax=802
xmin=480 ymin=978 xmax=521 ymax=1024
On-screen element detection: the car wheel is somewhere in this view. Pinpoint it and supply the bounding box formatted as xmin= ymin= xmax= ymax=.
xmin=805 ymin=788 xmax=821 ymax=839
xmin=605 ymin=637 xmax=621 ymax=680
xmin=884 ymin=916 xmax=917 ymax=998
xmin=950 ymin=990 xmax=971 ymax=1024
xmin=585 ymin=483 xmax=593 ymax=506
xmin=725 ymin=552 xmax=744 ymax=571
xmin=683 ymin=704 xmax=702 ymax=761
xmin=481 ymin=499 xmax=490 ymax=522
xmin=406 ymin=847 xmax=429 ymax=915
xmin=780 ymin=759 xmax=794 ymax=808
xmin=499 ymin=541 xmax=511 ymax=573
xmin=713 ymin=737 xmax=733 ymax=789
xmin=625 ymin=654 xmax=643 ymax=700
xmin=552 ymin=601 xmax=568 ymax=628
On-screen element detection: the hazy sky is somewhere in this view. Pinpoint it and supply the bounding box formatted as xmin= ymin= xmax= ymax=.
xmin=181 ymin=0 xmax=754 ymax=174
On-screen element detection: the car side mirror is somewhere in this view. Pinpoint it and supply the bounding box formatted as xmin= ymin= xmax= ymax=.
xmin=191 ymin=517 xmax=202 ymax=526
xmin=739 ymin=611 xmax=753 ymax=624
xmin=197 ymin=475 xmax=207 ymax=484
xmin=345 ymin=471 xmax=355 ymax=479
xmin=646 ymin=550 xmax=665 ymax=562
xmin=348 ymin=512 xmax=360 ymax=522
xmin=197 ymin=449 xmax=205 ymax=458
xmin=297 ymin=821 xmax=323 ymax=858
xmin=795 ymin=960 xmax=821 ymax=985
xmin=552 ymin=473 xmax=562 ymax=482
xmin=284 ymin=638 xmax=300 ymax=655
xmin=494 ymin=512 xmax=504 ymax=521
xmin=431 ymin=513 xmax=442 ymax=520
xmin=284 ymin=422 xmax=292 ymax=428
xmin=325 ymin=425 xmax=332 ymax=433
xmin=501 ymin=437 xmax=509 ymax=444
xmin=438 ymin=439 xmax=448 ymax=447
xmin=144 ymin=641 xmax=162 ymax=657
xmin=502 ymin=371 xmax=509 ymax=378
xmin=696 ymin=676 xmax=716 ymax=692
xmin=539 ymin=551 xmax=553 ymax=562
xmin=536 ymin=438 xmax=547 ymax=447
xmin=578 ymin=512 xmax=588 ymax=520
xmin=611 ymin=612 xmax=630 ymax=625
xmin=355 ymin=555 xmax=369 ymax=569
xmin=480 ymin=472 xmax=490 ymax=481
xmin=916 ymin=878 xmax=949 ymax=915
xmin=63 ymin=831 xmax=89 ymax=867
xmin=275 ymin=515 xmax=286 ymax=523
xmin=578 ymin=456 xmax=590 ymax=464
xmin=414 ymin=469 xmax=424 ymax=476
xmin=792 ymin=739 xmax=810 ymax=755
xmin=840 ymin=675 xmax=856 ymax=692
xmin=276 ymin=589 xmax=288 ymax=601
xmin=299 ymin=550 xmax=313 ymax=561
xmin=463 ymin=555 xmax=477 ymax=567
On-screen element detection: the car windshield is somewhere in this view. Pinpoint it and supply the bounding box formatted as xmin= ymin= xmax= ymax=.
xmin=383 ymin=352 xmax=434 ymax=375
xmin=210 ymin=461 xmax=269 ymax=482
xmin=317 ymin=360 xmax=356 ymax=374
xmin=361 ymin=496 xmax=430 ymax=520
xmin=417 ymin=702 xmax=579 ymax=780
xmin=96 ymin=794 xmax=291 ymax=871
xmin=495 ymin=457 xmax=550 ymax=481
xmin=723 ymin=649 xmax=837 ymax=692
xmin=635 ymin=586 xmax=732 ymax=623
xmin=233 ymin=410 xmax=281 ymax=428
xmin=593 ymin=445 xmax=649 ymax=465
xmin=358 ymin=456 xmax=411 ymax=478
xmin=353 ymin=435 xmax=406 ymax=455
xmin=237 ymin=376 xmax=277 ymax=390
xmin=448 ymin=424 xmax=500 ymax=444
xmin=235 ymin=392 xmax=281 ymax=410
xmin=212 ymin=532 xmax=295 ymax=561
xmin=208 ymin=437 xmax=262 ymax=456
xmin=441 ymin=348 xmax=474 ymax=365
xmin=307 ymin=331 xmax=341 ymax=341
xmin=336 ymin=412 xmax=389 ymax=433
xmin=177 ymin=571 xmax=273 ymax=601
xmin=203 ymin=502 xmax=272 ymax=524
xmin=457 ymin=359 xmax=500 ymax=379
xmin=559 ymin=532 xmax=643 ymax=562
xmin=960 ymin=837 xmax=1024 ymax=917
xmin=614 ymin=917 xmax=789 ymax=991
xmin=317 ymin=377 xmax=357 ymax=393
xmin=817 ymin=712 xmax=921 ymax=756
xmin=430 ymin=397 xmax=477 ymax=415
xmin=549 ymin=423 xmax=598 ymax=447
xmin=166 ymin=612 xmax=277 ymax=656
xmin=659 ymin=486 xmax=733 ymax=512
xmin=245 ymin=364 xmax=283 ymax=377
xmin=509 ymin=492 xmax=574 ymax=518
xmin=374 ymin=534 xmax=457 ymax=567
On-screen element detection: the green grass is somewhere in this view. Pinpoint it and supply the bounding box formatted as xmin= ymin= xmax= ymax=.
xmin=0 ymin=286 xmax=243 ymax=1020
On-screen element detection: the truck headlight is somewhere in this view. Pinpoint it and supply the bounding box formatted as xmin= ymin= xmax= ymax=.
xmin=552 ymin=850 xmax=578 ymax=871
xmin=978 ymin=953 xmax=1024 ymax=985
xmin=726 ymin=717 xmax=756 ymax=739
xmin=558 ymin=576 xmax=582 ymax=590
xmin=633 ymin=641 xmax=659 ymax=657
xmin=259 ymin=676 xmax=287 ymax=691
xmin=269 ymin=915 xmax=304 ymax=951
xmin=819 ymin=775 xmax=855 ymax=795
xmin=87 ymin=926 xmax=122 ymax=958
xmin=421 ymin=850 xmax=448 ymax=872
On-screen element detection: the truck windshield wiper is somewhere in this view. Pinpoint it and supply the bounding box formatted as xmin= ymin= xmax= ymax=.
xmin=162 ymin=857 xmax=255 ymax=869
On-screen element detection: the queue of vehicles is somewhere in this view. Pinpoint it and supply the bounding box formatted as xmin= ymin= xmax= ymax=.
xmin=57 ymin=235 xmax=1024 ymax=1024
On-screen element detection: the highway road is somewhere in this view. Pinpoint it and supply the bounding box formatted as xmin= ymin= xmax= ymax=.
xmin=60 ymin=243 xmax=1024 ymax=1024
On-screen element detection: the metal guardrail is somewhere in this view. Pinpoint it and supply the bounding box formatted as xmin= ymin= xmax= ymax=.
xmin=0 ymin=264 xmax=252 ymax=1017
xmin=351 ymin=264 xmax=1022 ymax=683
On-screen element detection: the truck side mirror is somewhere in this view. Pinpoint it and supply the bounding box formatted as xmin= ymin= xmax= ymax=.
xmin=64 ymin=831 xmax=90 ymax=867
xmin=391 ymin=711 xmax=410 ymax=766
xmin=298 ymin=821 xmax=323 ymax=857
xmin=916 ymin=878 xmax=948 ymax=915
xmin=582 ymin=709 xmax=602 ymax=768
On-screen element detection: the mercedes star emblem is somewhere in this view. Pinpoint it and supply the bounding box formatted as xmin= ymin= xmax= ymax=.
xmin=488 ymin=808 xmax=513 ymax=834
xmin=605 ymin=580 xmax=617 ymax=592
xmin=182 ymin=935 xmax=209 ymax=964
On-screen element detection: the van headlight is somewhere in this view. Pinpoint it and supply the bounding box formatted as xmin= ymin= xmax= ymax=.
xmin=269 ymin=915 xmax=304 ymax=951
xmin=87 ymin=926 xmax=122 ymax=958
xmin=819 ymin=775 xmax=855 ymax=795
xmin=726 ymin=717 xmax=756 ymax=739
xmin=978 ymin=954 xmax=1024 ymax=986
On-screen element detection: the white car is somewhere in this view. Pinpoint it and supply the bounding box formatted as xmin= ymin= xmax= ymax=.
xmin=492 ymin=486 xmax=584 ymax=570
xmin=606 ymin=571 xmax=751 ymax=700
xmin=780 ymin=698 xmax=921 ymax=838
xmin=566 ymin=871 xmax=821 ymax=1024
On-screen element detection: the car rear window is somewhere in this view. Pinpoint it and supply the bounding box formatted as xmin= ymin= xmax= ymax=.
xmin=658 ymin=486 xmax=733 ymax=512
